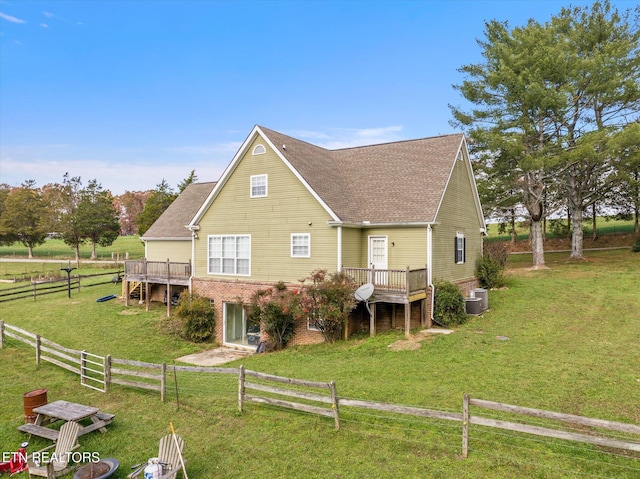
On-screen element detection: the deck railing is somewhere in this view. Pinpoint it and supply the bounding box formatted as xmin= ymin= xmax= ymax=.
xmin=124 ymin=259 xmax=191 ymax=279
xmin=341 ymin=266 xmax=427 ymax=296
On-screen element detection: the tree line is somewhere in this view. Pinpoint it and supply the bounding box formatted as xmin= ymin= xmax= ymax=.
xmin=451 ymin=0 xmax=640 ymax=267
xmin=0 ymin=171 xmax=198 ymax=259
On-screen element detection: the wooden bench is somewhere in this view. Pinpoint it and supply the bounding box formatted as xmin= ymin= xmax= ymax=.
xmin=17 ymin=423 xmax=60 ymax=441
xmin=80 ymin=412 xmax=116 ymax=435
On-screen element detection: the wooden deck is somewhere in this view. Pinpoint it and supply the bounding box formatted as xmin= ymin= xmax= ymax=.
xmin=341 ymin=266 xmax=428 ymax=302
xmin=124 ymin=259 xmax=191 ymax=286
xmin=342 ymin=266 xmax=430 ymax=337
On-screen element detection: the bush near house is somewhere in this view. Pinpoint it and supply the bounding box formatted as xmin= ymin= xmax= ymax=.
xmin=300 ymin=269 xmax=358 ymax=343
xmin=433 ymin=280 xmax=467 ymax=327
xmin=247 ymin=282 xmax=302 ymax=350
xmin=476 ymin=241 xmax=509 ymax=289
xmin=171 ymin=291 xmax=216 ymax=342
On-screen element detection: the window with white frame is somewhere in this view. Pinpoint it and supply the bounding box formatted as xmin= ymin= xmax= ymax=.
xmin=252 ymin=144 xmax=266 ymax=155
xmin=455 ymin=233 xmax=466 ymax=264
xmin=208 ymin=235 xmax=251 ymax=275
xmin=250 ymin=174 xmax=267 ymax=198
xmin=291 ymin=233 xmax=310 ymax=258
xmin=307 ymin=316 xmax=322 ymax=331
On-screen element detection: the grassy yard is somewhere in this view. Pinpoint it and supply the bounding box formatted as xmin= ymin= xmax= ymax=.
xmin=0 ymin=236 xmax=145 ymax=261
xmin=1 ymin=250 xmax=639 ymax=478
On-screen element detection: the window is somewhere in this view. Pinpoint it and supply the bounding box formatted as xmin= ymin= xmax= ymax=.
xmin=291 ymin=233 xmax=310 ymax=257
xmin=455 ymin=233 xmax=466 ymax=264
xmin=252 ymin=144 xmax=266 ymax=155
xmin=209 ymin=235 xmax=251 ymax=275
xmin=307 ymin=316 xmax=322 ymax=331
xmin=250 ymin=174 xmax=267 ymax=198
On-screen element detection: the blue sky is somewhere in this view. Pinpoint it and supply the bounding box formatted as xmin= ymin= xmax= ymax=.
xmin=0 ymin=0 xmax=631 ymax=195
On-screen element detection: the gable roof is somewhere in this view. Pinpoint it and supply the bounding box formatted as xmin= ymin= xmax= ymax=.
xmin=191 ymin=126 xmax=485 ymax=228
xmin=142 ymin=181 xmax=216 ymax=240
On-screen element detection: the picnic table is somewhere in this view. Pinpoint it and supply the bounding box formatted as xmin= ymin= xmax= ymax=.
xmin=18 ymin=400 xmax=115 ymax=441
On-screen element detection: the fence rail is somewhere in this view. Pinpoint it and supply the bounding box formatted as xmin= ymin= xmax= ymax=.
xmin=0 ymin=271 xmax=121 ymax=303
xmin=1 ymin=321 xmax=639 ymax=460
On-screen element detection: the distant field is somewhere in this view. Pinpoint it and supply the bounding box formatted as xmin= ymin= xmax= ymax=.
xmin=0 ymin=235 xmax=145 ymax=261
xmin=485 ymin=216 xmax=637 ymax=242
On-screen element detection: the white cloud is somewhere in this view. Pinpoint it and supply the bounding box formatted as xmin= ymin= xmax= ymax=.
xmin=295 ymin=125 xmax=405 ymax=150
xmin=165 ymin=142 xmax=241 ymax=155
xmin=0 ymin=11 xmax=26 ymax=23
xmin=40 ymin=23 xmax=48 ymax=28
xmin=43 ymin=11 xmax=54 ymax=18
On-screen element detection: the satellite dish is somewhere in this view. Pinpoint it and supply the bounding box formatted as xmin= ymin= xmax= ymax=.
xmin=354 ymin=283 xmax=374 ymax=302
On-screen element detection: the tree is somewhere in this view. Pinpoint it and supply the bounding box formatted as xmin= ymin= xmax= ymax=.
xmin=552 ymin=1 xmax=640 ymax=259
xmin=178 ymin=170 xmax=198 ymax=193
xmin=114 ymin=190 xmax=151 ymax=235
xmin=76 ymin=180 xmax=121 ymax=259
xmin=47 ymin=174 xmax=84 ymax=261
xmin=451 ymin=18 xmax=567 ymax=268
xmin=609 ymin=122 xmax=640 ymax=233
xmin=0 ymin=181 xmax=48 ymax=258
xmin=0 ymin=183 xmax=16 ymax=245
xmin=136 ymin=179 xmax=176 ymax=236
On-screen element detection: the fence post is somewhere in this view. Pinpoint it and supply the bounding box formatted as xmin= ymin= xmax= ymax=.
xmin=33 ymin=282 xmax=37 ymax=301
xmin=81 ymin=350 xmax=87 ymax=386
xmin=0 ymin=320 xmax=4 ymax=349
xmin=330 ymin=380 xmax=340 ymax=430
xmin=105 ymin=355 xmax=112 ymax=394
xmin=238 ymin=365 xmax=245 ymax=413
xmin=35 ymin=334 xmax=41 ymax=365
xmin=462 ymin=393 xmax=470 ymax=458
xmin=161 ymin=362 xmax=167 ymax=403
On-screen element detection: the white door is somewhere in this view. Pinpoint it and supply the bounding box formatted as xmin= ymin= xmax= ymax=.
xmin=368 ymin=236 xmax=388 ymax=285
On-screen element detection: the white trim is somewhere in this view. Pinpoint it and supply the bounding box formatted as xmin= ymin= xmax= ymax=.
xmin=432 ymin=136 xmax=486 ymax=232
xmin=250 ymin=174 xmax=268 ymax=198
xmin=207 ymin=234 xmax=251 ymax=276
xmin=252 ymin=144 xmax=266 ymax=155
xmin=290 ymin=233 xmax=311 ymax=258
xmin=190 ymin=125 xmax=341 ymax=227
xmin=456 ymin=232 xmax=465 ymax=264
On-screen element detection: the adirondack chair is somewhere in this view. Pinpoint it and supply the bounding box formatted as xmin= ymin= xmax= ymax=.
xmin=28 ymin=421 xmax=82 ymax=479
xmin=128 ymin=434 xmax=185 ymax=479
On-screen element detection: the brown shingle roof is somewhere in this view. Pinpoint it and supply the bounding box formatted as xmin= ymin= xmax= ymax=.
xmin=142 ymin=181 xmax=216 ymax=239
xmin=259 ymin=126 xmax=464 ymax=223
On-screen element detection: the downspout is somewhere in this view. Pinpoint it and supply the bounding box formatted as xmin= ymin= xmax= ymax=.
xmin=337 ymin=225 xmax=342 ymax=272
xmin=189 ymin=226 xmax=199 ymax=294
xmin=427 ymin=224 xmax=434 ymax=325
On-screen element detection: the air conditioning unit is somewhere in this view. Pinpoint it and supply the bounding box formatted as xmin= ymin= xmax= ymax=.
xmin=465 ymin=297 xmax=483 ymax=315
xmin=471 ymin=288 xmax=488 ymax=311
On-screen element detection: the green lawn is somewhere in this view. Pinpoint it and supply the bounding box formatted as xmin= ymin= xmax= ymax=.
xmin=1 ymin=250 xmax=639 ymax=478
xmin=0 ymin=236 xmax=145 ymax=261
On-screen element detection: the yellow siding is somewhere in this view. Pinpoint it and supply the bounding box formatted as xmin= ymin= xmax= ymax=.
xmin=340 ymin=227 xmax=362 ymax=268
xmin=356 ymin=227 xmax=427 ymax=270
xmin=145 ymin=240 xmax=191 ymax=262
xmin=194 ymin=135 xmax=338 ymax=282
xmin=432 ymin=157 xmax=483 ymax=282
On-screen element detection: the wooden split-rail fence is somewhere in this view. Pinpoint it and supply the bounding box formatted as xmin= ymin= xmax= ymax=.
xmin=1 ymin=321 xmax=639 ymax=459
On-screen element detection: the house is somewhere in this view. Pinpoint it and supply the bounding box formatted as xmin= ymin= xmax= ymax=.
xmin=125 ymin=125 xmax=486 ymax=348
xmin=123 ymin=181 xmax=216 ymax=308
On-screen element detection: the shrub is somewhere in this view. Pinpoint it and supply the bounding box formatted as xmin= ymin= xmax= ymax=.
xmin=476 ymin=242 xmax=508 ymax=289
xmin=173 ymin=291 xmax=216 ymax=342
xmin=300 ymin=269 xmax=357 ymax=343
xmin=433 ymin=280 xmax=467 ymax=327
xmin=247 ymin=282 xmax=302 ymax=350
